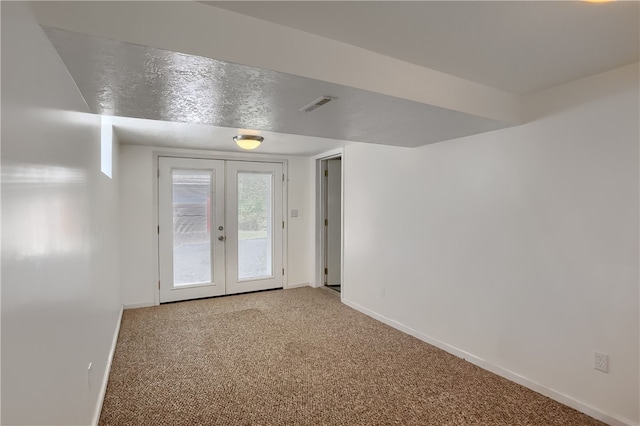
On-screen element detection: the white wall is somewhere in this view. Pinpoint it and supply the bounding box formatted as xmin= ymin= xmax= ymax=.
xmin=1 ymin=3 xmax=122 ymax=425
xmin=287 ymin=156 xmax=314 ymax=286
xmin=119 ymin=145 xmax=313 ymax=308
xmin=342 ymin=63 xmax=639 ymax=424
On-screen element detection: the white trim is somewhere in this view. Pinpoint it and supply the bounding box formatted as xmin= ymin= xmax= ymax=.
xmin=338 ymin=154 xmax=345 ymax=305
xmin=312 ymin=149 xmax=345 ymax=293
xmin=282 ymin=160 xmax=289 ymax=290
xmin=284 ymin=282 xmax=311 ymax=289
xmin=92 ymin=305 xmax=124 ymax=426
xmin=316 ymin=159 xmax=328 ymax=289
xmin=310 ymin=148 xmax=345 ymax=162
xmin=341 ymin=298 xmax=638 ymax=426
xmin=123 ymin=301 xmax=155 ymax=310
xmin=152 ymin=152 xmax=160 ymax=306
xmin=153 ymin=148 xmax=291 ymax=164
xmin=313 ymin=159 xmax=324 ymax=288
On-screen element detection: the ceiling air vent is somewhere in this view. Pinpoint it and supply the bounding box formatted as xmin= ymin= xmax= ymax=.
xmin=298 ymin=96 xmax=334 ymax=113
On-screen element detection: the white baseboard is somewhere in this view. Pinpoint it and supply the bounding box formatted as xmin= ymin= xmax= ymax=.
xmin=342 ymin=298 xmax=637 ymax=426
xmin=123 ymin=301 xmax=155 ymax=309
xmin=284 ymin=282 xmax=311 ymax=289
xmin=92 ymin=305 xmax=124 ymax=426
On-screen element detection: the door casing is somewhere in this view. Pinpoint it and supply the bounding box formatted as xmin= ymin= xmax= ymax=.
xmin=314 ymin=150 xmax=344 ymax=295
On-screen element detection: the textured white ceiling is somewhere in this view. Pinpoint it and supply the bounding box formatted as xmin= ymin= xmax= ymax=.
xmin=43 ymin=26 xmax=510 ymax=150
xmin=208 ymin=1 xmax=640 ymax=94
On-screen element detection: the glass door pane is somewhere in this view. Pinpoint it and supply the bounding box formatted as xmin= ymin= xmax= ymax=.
xmin=237 ymin=172 xmax=273 ymax=280
xmin=172 ymin=169 xmax=212 ymax=286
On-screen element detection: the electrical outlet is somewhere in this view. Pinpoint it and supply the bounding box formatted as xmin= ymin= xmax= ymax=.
xmin=381 ymin=287 xmax=385 ymax=297
xmin=87 ymin=362 xmax=93 ymax=388
xmin=291 ymin=209 xmax=298 ymax=218
xmin=594 ymin=352 xmax=608 ymax=373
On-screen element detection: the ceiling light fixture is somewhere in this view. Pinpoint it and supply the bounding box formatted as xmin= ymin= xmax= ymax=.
xmin=234 ymin=134 xmax=264 ymax=150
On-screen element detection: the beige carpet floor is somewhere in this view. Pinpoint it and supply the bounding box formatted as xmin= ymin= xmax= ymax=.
xmin=99 ymin=287 xmax=603 ymax=425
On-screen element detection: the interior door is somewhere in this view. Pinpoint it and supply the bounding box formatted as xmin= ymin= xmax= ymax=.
xmin=158 ymin=157 xmax=283 ymax=303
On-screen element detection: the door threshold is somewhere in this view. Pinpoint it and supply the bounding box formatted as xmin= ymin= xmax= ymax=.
xmin=160 ymin=287 xmax=284 ymax=305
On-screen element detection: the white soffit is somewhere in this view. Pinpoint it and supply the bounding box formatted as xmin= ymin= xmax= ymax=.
xmin=43 ymin=27 xmax=511 ymax=148
xmin=32 ymin=1 xmax=520 ymax=125
xmin=110 ymin=116 xmax=348 ymax=156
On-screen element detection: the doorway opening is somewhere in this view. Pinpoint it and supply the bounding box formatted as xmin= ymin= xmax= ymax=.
xmin=320 ymin=156 xmax=342 ymax=293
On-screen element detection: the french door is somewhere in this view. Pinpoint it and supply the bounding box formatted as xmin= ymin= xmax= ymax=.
xmin=158 ymin=157 xmax=283 ymax=303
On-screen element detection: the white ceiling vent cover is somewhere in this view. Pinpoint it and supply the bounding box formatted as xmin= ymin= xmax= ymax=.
xmin=298 ymin=96 xmax=335 ymax=112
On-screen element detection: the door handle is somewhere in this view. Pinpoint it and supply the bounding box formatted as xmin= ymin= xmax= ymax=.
xmin=218 ymin=235 xmax=226 ymax=241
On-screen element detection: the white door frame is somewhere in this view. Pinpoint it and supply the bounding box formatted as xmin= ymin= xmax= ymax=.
xmin=313 ymin=149 xmax=344 ymax=298
xmin=152 ymin=150 xmax=288 ymax=306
